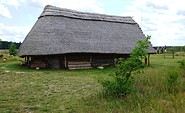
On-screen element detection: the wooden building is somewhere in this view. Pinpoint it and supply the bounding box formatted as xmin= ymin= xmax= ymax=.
xmin=18 ymin=5 xmax=155 ymax=69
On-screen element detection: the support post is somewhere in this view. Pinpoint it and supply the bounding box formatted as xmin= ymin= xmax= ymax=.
xmin=148 ymin=54 xmax=150 ymax=66
xmin=90 ymin=55 xmax=92 ymax=64
xmin=64 ymin=55 xmax=67 ymax=69
xmin=114 ymin=58 xmax=116 ymax=66
xmin=27 ymin=56 xmax=30 ymax=66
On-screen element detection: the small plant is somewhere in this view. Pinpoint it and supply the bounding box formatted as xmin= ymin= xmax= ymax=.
xmin=98 ymin=36 xmax=151 ymax=96
xmin=167 ymin=70 xmax=179 ymax=94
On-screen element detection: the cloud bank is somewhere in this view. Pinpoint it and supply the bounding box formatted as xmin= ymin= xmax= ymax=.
xmin=123 ymin=0 xmax=185 ymax=46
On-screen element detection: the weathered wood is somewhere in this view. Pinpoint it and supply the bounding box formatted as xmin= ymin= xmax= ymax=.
xmin=69 ymin=66 xmax=92 ymax=70
xmin=27 ymin=53 xmax=131 ymax=69
xmin=48 ymin=59 xmax=60 ymax=69
xmin=30 ymin=63 xmax=47 ymax=68
xmin=68 ymin=61 xmax=91 ymax=65
xmin=90 ymin=55 xmax=92 ymax=63
xmin=67 ymin=61 xmax=92 ymax=69
xmin=68 ymin=64 xmax=91 ymax=68
xmin=148 ymin=54 xmax=150 ymax=66
xmin=64 ymin=55 xmax=67 ymax=68
xmin=92 ymin=63 xmax=110 ymax=67
xmin=92 ymin=54 xmax=115 ymax=65
xmin=30 ymin=60 xmax=47 ymax=68
xmin=27 ymin=56 xmax=30 ymax=66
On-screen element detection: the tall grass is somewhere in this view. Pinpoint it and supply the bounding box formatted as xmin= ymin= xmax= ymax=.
xmin=175 ymin=52 xmax=185 ymax=56
xmin=0 ymin=54 xmax=185 ymax=112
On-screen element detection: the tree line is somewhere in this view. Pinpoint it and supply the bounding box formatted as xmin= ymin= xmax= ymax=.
xmin=167 ymin=46 xmax=185 ymax=52
xmin=0 ymin=41 xmax=21 ymax=49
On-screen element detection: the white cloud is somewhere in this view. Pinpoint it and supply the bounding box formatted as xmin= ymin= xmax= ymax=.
xmin=0 ymin=0 xmax=22 ymax=8
xmin=0 ymin=0 xmax=104 ymax=42
xmin=1 ymin=0 xmax=104 ymax=13
xmin=57 ymin=0 xmax=104 ymax=13
xmin=0 ymin=3 xmax=12 ymax=18
xmin=32 ymin=0 xmax=104 ymax=13
xmin=0 ymin=23 xmax=31 ymax=42
xmin=123 ymin=0 xmax=185 ymax=46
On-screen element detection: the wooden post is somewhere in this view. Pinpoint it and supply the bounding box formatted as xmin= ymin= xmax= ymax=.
xmin=64 ymin=55 xmax=67 ymax=68
xmin=27 ymin=56 xmax=30 ymax=66
xmin=114 ymin=58 xmax=116 ymax=66
xmin=90 ymin=55 xmax=92 ymax=64
xmin=148 ymin=54 xmax=150 ymax=66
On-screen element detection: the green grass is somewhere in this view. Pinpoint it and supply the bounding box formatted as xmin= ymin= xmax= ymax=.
xmin=0 ymin=54 xmax=185 ymax=112
xmin=0 ymin=50 xmax=24 ymax=63
xmin=150 ymin=54 xmax=184 ymax=67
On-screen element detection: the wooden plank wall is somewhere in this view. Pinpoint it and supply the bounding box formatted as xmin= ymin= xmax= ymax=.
xmin=29 ymin=53 xmax=130 ymax=69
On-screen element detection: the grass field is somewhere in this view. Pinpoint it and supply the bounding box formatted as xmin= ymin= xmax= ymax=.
xmin=0 ymin=54 xmax=185 ymax=113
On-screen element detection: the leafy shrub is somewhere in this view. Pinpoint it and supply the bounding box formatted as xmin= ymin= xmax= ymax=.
xmin=99 ymin=73 xmax=135 ymax=96
xmin=178 ymin=60 xmax=185 ymax=70
xmin=98 ymin=36 xmax=151 ymax=96
xmin=167 ymin=70 xmax=179 ymax=94
xmin=9 ymin=43 xmax=17 ymax=56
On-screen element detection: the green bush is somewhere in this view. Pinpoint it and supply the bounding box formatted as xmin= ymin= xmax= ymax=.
xmin=167 ymin=70 xmax=179 ymax=94
xmin=9 ymin=43 xmax=17 ymax=56
xmin=178 ymin=60 xmax=185 ymax=70
xmin=99 ymin=74 xmax=135 ymax=96
xmin=98 ymin=36 xmax=151 ymax=97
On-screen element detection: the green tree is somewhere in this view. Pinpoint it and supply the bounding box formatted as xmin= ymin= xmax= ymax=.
xmin=9 ymin=43 xmax=17 ymax=56
xmin=99 ymin=36 xmax=151 ymax=96
xmin=0 ymin=39 xmax=2 ymax=47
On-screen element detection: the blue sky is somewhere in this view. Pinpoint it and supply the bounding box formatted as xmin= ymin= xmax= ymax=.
xmin=0 ymin=0 xmax=185 ymax=46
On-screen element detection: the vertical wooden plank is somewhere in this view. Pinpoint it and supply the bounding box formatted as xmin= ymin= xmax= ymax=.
xmin=148 ymin=54 xmax=150 ymax=66
xmin=90 ymin=55 xmax=92 ymax=64
xmin=27 ymin=56 xmax=30 ymax=66
xmin=64 ymin=54 xmax=67 ymax=68
xmin=113 ymin=55 xmax=116 ymax=66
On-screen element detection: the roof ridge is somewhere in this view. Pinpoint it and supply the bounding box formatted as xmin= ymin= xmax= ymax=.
xmin=39 ymin=5 xmax=136 ymax=24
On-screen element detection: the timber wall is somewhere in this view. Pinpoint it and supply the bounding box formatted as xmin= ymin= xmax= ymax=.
xmin=29 ymin=53 xmax=130 ymax=69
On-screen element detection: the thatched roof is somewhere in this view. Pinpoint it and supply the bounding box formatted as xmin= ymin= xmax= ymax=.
xmin=18 ymin=5 xmax=155 ymax=56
